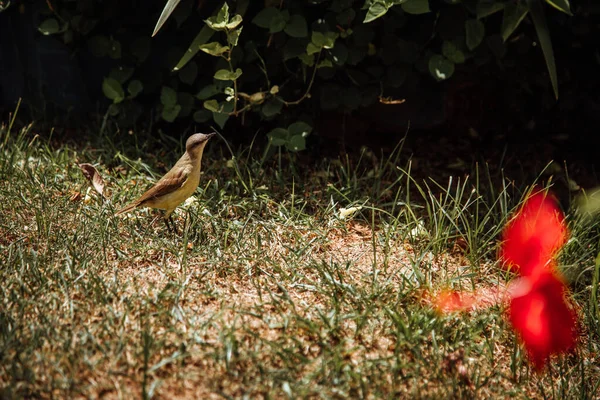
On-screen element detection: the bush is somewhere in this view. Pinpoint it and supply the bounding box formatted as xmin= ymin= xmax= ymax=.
xmin=0 ymin=0 xmax=583 ymax=147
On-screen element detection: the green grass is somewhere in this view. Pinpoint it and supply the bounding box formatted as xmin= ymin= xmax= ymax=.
xmin=1 ymin=123 xmax=599 ymax=399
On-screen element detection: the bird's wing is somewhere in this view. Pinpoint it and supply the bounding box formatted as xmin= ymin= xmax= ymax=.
xmin=136 ymin=167 xmax=189 ymax=205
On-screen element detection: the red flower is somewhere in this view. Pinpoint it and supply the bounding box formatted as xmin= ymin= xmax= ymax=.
xmin=508 ymin=271 xmax=577 ymax=370
xmin=434 ymin=290 xmax=475 ymax=314
xmin=500 ymin=191 xmax=567 ymax=278
xmin=433 ymin=190 xmax=578 ymax=370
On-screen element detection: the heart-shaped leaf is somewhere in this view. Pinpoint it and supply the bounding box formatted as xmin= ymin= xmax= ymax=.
xmin=288 ymin=121 xmax=313 ymax=137
xmin=199 ymin=42 xmax=230 ymax=56
xmin=284 ymin=14 xmax=308 ymax=38
xmin=402 ymin=0 xmax=430 ymax=15
xmin=214 ymin=68 xmax=242 ymax=81
xmin=102 ymin=78 xmax=125 ymax=103
xmin=428 ymin=55 xmax=455 ymax=81
xmin=465 ymin=19 xmax=485 ymax=50
xmin=160 ymin=86 xmax=178 ymax=106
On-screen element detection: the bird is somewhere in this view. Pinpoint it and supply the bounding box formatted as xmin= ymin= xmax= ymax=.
xmin=115 ymin=132 xmax=216 ymax=232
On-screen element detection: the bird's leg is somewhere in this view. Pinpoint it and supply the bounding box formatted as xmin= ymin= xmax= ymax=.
xmin=163 ymin=212 xmax=179 ymax=235
xmin=170 ymin=215 xmax=180 ymax=235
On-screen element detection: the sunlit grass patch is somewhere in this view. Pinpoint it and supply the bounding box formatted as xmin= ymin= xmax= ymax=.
xmin=0 ymin=126 xmax=599 ymax=399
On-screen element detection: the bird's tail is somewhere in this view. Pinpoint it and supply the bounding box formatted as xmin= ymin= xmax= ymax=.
xmin=115 ymin=202 xmax=139 ymax=216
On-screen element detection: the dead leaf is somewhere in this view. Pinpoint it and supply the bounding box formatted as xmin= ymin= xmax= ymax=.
xmin=78 ymin=163 xmax=107 ymax=198
xmin=379 ymin=96 xmax=406 ymax=105
xmin=69 ymin=190 xmax=82 ymax=202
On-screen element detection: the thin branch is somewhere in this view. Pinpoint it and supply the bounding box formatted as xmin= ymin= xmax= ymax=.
xmin=282 ymin=51 xmax=322 ymax=106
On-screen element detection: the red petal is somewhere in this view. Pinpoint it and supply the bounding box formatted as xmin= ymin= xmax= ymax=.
xmin=508 ymin=271 xmax=577 ymax=370
xmin=434 ymin=290 xmax=476 ymax=314
xmin=500 ymin=191 xmax=567 ymax=277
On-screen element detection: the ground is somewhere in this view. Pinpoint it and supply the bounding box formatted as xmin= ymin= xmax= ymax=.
xmin=1 ymin=125 xmax=599 ymax=399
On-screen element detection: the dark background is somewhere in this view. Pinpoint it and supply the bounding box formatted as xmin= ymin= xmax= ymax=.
xmin=1 ymin=0 xmax=599 ymax=180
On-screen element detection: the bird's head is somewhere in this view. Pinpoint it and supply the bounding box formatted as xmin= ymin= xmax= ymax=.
xmin=185 ymin=132 xmax=216 ymax=155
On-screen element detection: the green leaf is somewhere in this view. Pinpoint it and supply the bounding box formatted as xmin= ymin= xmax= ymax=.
xmin=152 ymin=0 xmax=181 ymax=36
xmin=284 ymin=38 xmax=306 ymax=60
xmin=197 ymin=84 xmax=219 ymax=100
xmin=252 ymin=7 xmax=280 ymax=29
xmin=487 ymin=35 xmax=506 ymax=58
xmin=226 ymin=14 xmax=243 ymax=30
xmin=330 ymin=43 xmax=348 ymax=65
xmin=162 ymin=104 xmax=181 ymax=122
xmin=364 ymin=1 xmax=389 ymax=23
xmin=38 ymin=18 xmax=60 ymax=35
xmin=476 ymin=1 xmax=505 ymax=19
xmin=428 ymin=55 xmax=455 ymax=81
xmin=205 ymin=2 xmax=230 ymax=30
xmin=203 ymin=99 xmax=220 ymax=112
xmin=214 ymin=68 xmax=242 ymax=81
xmin=179 ymin=62 xmax=198 ymax=85
xmin=127 ymin=80 xmax=143 ymax=97
xmin=199 ymin=42 xmax=230 ymax=56
xmin=108 ymin=103 xmax=120 ymax=116
xmin=269 ymin=10 xmax=287 ymax=33
xmin=545 ymin=0 xmax=572 ymax=15
xmin=442 ymin=41 xmax=465 ymax=64
xmin=131 ymin=37 xmax=151 ymax=62
xmin=108 ymin=39 xmax=122 ymax=59
xmin=402 ymin=0 xmax=430 ymax=15
xmin=267 ymin=128 xmax=289 ymax=146
xmin=299 ymin=53 xmax=315 ymax=66
xmin=160 ymin=86 xmax=178 ymax=106
xmin=528 ymin=0 xmax=559 ymax=99
xmin=323 ymin=32 xmax=339 ymax=49
xmin=193 ymin=109 xmax=212 ymax=123
xmin=262 ymin=98 xmax=283 ymax=118
xmin=288 ymin=121 xmax=313 ymax=137
xmin=284 ymin=14 xmax=308 ymax=38
xmin=501 ymin=2 xmax=529 ymax=42
xmin=286 ymin=135 xmax=306 ymax=152
xmin=212 ymin=101 xmax=233 ymax=129
xmin=227 ymin=27 xmax=242 ymax=47
xmin=312 ymin=32 xmax=326 ymax=47
xmin=317 ymin=59 xmax=333 ymax=68
xmin=174 ymin=25 xmax=214 ymax=71
xmin=307 ymin=42 xmax=321 ymax=56
xmin=102 ymin=78 xmax=125 ymax=103
xmin=311 ymin=31 xmax=339 ymax=50
xmin=109 ymin=66 xmax=134 ymax=83
xmin=465 ymin=19 xmax=485 ymax=50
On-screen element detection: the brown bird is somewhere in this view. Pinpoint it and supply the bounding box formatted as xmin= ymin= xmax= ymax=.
xmin=115 ymin=132 xmax=215 ymax=231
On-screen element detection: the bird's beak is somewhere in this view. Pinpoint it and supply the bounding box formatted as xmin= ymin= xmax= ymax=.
xmin=207 ymin=132 xmax=217 ymax=139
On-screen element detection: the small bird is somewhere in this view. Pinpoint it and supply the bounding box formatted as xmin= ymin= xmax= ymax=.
xmin=116 ymin=132 xmax=216 ymax=231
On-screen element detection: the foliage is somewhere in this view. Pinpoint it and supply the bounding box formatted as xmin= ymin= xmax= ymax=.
xmin=20 ymin=0 xmax=576 ymax=143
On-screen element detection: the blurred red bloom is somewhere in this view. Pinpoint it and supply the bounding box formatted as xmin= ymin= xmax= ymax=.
xmin=500 ymin=191 xmax=567 ymax=278
xmin=508 ymin=271 xmax=577 ymax=370
xmin=433 ymin=190 xmax=578 ymax=370
xmin=434 ymin=290 xmax=475 ymax=314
